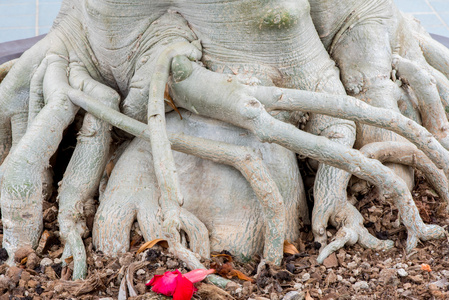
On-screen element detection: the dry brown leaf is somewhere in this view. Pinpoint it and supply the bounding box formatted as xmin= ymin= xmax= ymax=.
xmin=214 ymin=262 xmax=254 ymax=283
xmin=136 ymin=238 xmax=168 ymax=254
xmin=283 ymin=240 xmax=300 ymax=255
xmin=65 ymin=256 xmax=74 ymax=264
xmin=165 ymin=84 xmax=182 ymax=119
xmin=106 ymin=161 xmax=115 ymax=178
xmin=211 ymin=254 xmax=234 ymax=262
xmin=215 ymin=262 xmax=234 ymax=278
xmin=20 ymin=257 xmax=28 ymax=265
xmin=229 ymin=270 xmax=255 ymax=283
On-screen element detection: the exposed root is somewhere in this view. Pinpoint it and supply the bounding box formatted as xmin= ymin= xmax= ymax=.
xmin=0 ymin=59 xmax=17 ymax=83
xmin=57 ymin=62 xmax=120 ymax=279
xmin=256 ymin=85 xmax=449 ymax=177
xmin=317 ymin=202 xmax=394 ymax=263
xmin=170 ymin=60 xmax=446 ymax=252
xmin=392 ymin=55 xmax=449 ymax=149
xmin=28 ymin=57 xmax=48 ymax=125
xmin=70 ymin=91 xmax=289 ymax=265
xmin=360 ymin=142 xmax=449 ymax=208
xmin=415 ymin=31 xmax=449 ymax=79
xmin=1 ymin=43 xmax=78 ymax=264
xmin=145 ymin=40 xmax=202 ymax=245
xmin=316 ymin=140 xmax=449 ymax=262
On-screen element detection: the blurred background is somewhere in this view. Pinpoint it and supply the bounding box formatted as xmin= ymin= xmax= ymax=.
xmin=0 ymin=0 xmax=448 ymax=43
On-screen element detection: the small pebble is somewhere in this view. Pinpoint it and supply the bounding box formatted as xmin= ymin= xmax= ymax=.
xmin=166 ymin=259 xmax=179 ymax=269
xmin=341 ymin=279 xmax=351 ymax=286
xmin=360 ymin=262 xmax=371 ymax=269
xmin=337 ymin=275 xmax=343 ymax=281
xmin=40 ymin=258 xmax=53 ymax=267
xmin=394 ymin=263 xmax=407 ymax=269
xmin=353 ymin=281 xmax=369 ymax=291
xmin=302 ymin=273 xmax=310 ymax=281
xmin=347 ymin=262 xmax=357 ymax=269
xmin=397 ymin=269 xmax=408 ymax=277
xmin=54 ymin=258 xmax=62 ymax=264
xmin=136 ymin=269 xmax=146 ymax=276
xmin=282 ymin=291 xmax=304 ymax=300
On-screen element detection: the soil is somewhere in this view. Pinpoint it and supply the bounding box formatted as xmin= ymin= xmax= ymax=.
xmin=0 ymin=172 xmax=448 ymax=300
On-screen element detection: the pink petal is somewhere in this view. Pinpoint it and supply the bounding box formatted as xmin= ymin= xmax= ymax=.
xmin=173 ymin=274 xmax=196 ymax=300
xmin=146 ymin=274 xmax=163 ymax=287
xmin=148 ymin=270 xmax=182 ymax=296
xmin=184 ymin=269 xmax=216 ymax=283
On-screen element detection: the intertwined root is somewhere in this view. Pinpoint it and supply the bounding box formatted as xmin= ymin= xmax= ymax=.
xmin=306 ymin=0 xmax=449 ymax=256
xmin=360 ymin=142 xmax=449 ymax=208
xmin=0 ymin=36 xmax=52 ymax=174
xmin=3 ymin=0 xmax=449 ymax=280
xmin=93 ymin=137 xmax=210 ymax=260
xmin=71 ymin=92 xmax=306 ymax=265
xmin=56 ymin=63 xmax=121 ymax=279
xmin=169 ymin=58 xmax=446 ymax=255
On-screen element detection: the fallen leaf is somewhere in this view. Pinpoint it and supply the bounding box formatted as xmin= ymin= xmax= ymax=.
xmin=20 ymin=257 xmax=28 ymax=265
xmin=214 ymin=262 xmax=234 ymax=278
xmin=211 ymin=254 xmax=233 ymax=262
xmin=165 ymin=84 xmax=182 ymax=119
xmin=136 ymin=239 xmax=168 ymax=254
xmin=106 ymin=161 xmax=115 ymax=177
xmin=229 ymin=270 xmax=255 ymax=283
xmin=283 ymin=240 xmax=299 ymax=255
xmin=421 ymin=264 xmax=432 ymax=272
xmin=213 ymin=262 xmax=254 ymax=282
xmin=65 ymin=256 xmax=74 ymax=264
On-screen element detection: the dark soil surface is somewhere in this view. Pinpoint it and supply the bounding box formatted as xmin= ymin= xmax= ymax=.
xmin=0 ymin=173 xmax=448 ymax=300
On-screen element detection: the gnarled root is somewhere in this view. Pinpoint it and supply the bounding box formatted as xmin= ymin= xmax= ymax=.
xmin=57 ymin=62 xmax=120 ymax=280
xmin=93 ymin=137 xmax=210 ymax=259
xmin=1 ymin=40 xmax=78 ymax=264
xmin=253 ymin=86 xmax=449 ymax=175
xmin=316 ymin=201 xmax=394 ymax=263
xmin=316 ymin=140 xmax=449 ymax=262
xmin=70 ymin=89 xmax=301 ymax=265
xmin=392 ymin=55 xmax=449 ymax=149
xmin=0 ymin=59 xmax=17 ymax=165
xmin=0 ymin=36 xmax=52 ymax=170
xmin=360 ymin=142 xmax=449 ymax=208
xmin=169 ymin=59 xmax=446 ymax=253
xmin=113 ymin=12 xmax=203 ymax=251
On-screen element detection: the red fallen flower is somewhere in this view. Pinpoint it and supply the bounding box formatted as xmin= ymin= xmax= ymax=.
xmin=146 ymin=269 xmax=215 ymax=300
